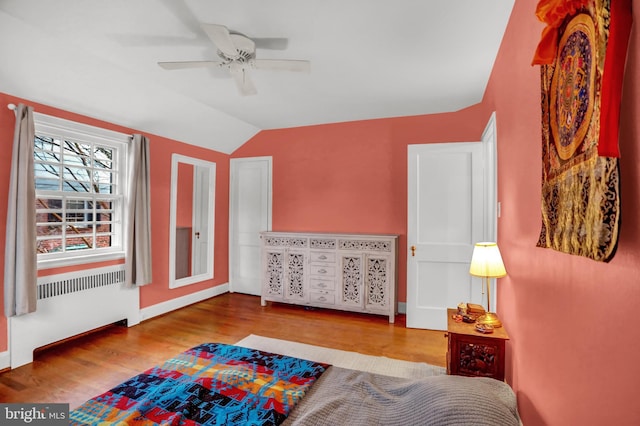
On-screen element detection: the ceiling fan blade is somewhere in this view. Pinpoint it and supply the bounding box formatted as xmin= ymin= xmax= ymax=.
xmin=158 ymin=0 xmax=202 ymax=35
xmin=201 ymin=23 xmax=239 ymax=59
xmin=158 ymin=61 xmax=224 ymax=70
xmin=229 ymin=65 xmax=257 ymax=96
xmin=252 ymin=59 xmax=311 ymax=73
xmin=112 ymin=34 xmax=202 ymax=47
xmin=253 ymin=38 xmax=289 ymax=50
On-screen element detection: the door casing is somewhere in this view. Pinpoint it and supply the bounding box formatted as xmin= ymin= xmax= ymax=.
xmin=229 ymin=157 xmax=273 ymax=295
xmin=406 ymin=113 xmax=498 ymax=330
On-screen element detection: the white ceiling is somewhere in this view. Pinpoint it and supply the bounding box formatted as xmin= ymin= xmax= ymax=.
xmin=0 ymin=0 xmax=514 ymax=154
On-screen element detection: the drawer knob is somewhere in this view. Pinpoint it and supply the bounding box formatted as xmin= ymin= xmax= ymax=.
xmin=318 ymin=269 xmax=326 ymax=274
xmin=318 ymin=297 xmax=326 ymax=302
xmin=319 ymin=255 xmax=327 ymax=260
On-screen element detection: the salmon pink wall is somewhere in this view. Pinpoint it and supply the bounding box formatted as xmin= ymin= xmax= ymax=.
xmin=0 ymin=93 xmax=230 ymax=353
xmin=233 ymin=1 xmax=640 ymax=423
xmin=484 ymin=0 xmax=640 ymax=425
xmin=232 ymin=104 xmax=493 ymax=303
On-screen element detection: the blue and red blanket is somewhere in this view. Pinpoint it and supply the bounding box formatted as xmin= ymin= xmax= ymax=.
xmin=69 ymin=343 xmax=329 ymax=425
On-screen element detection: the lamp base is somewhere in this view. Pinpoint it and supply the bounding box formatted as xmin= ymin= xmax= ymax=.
xmin=476 ymin=312 xmax=502 ymax=328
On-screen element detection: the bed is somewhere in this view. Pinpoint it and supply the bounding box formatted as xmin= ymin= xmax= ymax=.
xmin=69 ymin=342 xmax=521 ymax=425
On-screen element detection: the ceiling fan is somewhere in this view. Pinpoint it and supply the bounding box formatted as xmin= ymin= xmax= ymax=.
xmin=158 ymin=23 xmax=310 ymax=96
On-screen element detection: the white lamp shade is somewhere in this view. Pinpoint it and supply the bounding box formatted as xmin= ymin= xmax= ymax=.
xmin=469 ymin=242 xmax=507 ymax=278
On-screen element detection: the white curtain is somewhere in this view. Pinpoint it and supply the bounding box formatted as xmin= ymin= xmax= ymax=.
xmin=4 ymin=104 xmax=37 ymax=316
xmin=124 ymin=134 xmax=153 ymax=287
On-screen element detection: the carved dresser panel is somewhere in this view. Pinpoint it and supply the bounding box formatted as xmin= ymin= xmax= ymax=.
xmin=260 ymin=232 xmax=398 ymax=323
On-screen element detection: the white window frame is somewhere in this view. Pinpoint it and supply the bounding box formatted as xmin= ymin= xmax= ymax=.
xmin=34 ymin=113 xmax=129 ymax=269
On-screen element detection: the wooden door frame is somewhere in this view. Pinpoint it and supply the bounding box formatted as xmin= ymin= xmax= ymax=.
xmin=481 ymin=112 xmax=499 ymax=310
xmin=405 ymin=113 xmax=498 ymax=327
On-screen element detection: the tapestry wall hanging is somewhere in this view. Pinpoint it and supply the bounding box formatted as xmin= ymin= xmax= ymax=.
xmin=532 ymin=0 xmax=632 ymax=262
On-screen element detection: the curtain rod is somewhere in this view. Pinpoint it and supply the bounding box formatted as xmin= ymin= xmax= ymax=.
xmin=6 ymin=103 xmax=135 ymax=140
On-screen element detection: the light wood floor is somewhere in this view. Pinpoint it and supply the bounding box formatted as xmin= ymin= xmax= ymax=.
xmin=0 ymin=292 xmax=447 ymax=408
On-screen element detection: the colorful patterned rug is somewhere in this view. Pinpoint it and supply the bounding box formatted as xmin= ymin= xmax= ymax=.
xmin=69 ymin=343 xmax=329 ymax=425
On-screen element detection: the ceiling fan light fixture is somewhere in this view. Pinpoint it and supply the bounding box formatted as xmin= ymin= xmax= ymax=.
xmin=158 ymin=23 xmax=310 ymax=95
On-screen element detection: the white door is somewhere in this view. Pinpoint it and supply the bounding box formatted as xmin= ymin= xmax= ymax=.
xmin=229 ymin=157 xmax=272 ymax=295
xmin=407 ymin=142 xmax=486 ymax=330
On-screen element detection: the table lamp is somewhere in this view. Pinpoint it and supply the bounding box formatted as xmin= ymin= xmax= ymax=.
xmin=469 ymin=242 xmax=507 ymax=327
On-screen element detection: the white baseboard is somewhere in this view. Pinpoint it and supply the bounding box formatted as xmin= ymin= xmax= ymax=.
xmin=139 ymin=283 xmax=229 ymax=321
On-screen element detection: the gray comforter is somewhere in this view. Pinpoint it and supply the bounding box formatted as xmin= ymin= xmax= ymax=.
xmin=283 ymin=366 xmax=521 ymax=426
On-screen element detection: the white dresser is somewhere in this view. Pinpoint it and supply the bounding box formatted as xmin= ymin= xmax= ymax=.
xmin=260 ymin=231 xmax=398 ymax=323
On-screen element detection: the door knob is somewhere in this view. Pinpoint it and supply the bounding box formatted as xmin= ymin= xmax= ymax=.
xmin=411 ymin=246 xmax=416 ymax=256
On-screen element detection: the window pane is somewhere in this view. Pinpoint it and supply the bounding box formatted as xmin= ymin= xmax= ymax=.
xmin=63 ymin=140 xmax=91 ymax=161
xmin=64 ymin=214 xmax=86 ymax=223
xmin=94 ymin=160 xmax=113 ymax=172
xmin=93 ymin=170 xmax=112 ymax=184
xmin=37 ymin=197 xmax=61 ymax=209
xmin=95 ymin=183 xmax=114 ymax=194
xmin=66 ymin=237 xmax=93 ymax=251
xmin=66 ymin=222 xmax=93 ymax=235
xmin=62 ymin=166 xmax=91 ymax=183
xmin=37 ymin=224 xmax=63 ymax=237
xmin=37 ymin=238 xmax=63 ymax=254
xmin=34 ymin=162 xmax=61 ymax=178
xmin=63 ymin=155 xmax=91 ymax=167
xmin=63 ymin=180 xmax=91 ymax=192
xmin=96 ymin=212 xmax=113 ymax=223
xmin=96 ymin=199 xmax=113 ymax=211
xmin=96 ymin=224 xmax=112 ymax=236
xmin=94 ymin=147 xmax=113 ymax=167
xmin=37 ymin=213 xmax=62 ymax=225
xmin=95 ymin=235 xmax=112 ymax=249
xmin=34 ymin=150 xmax=61 ymax=164
xmin=34 ymin=135 xmax=60 ymax=153
xmin=35 ymin=177 xmax=60 ymax=191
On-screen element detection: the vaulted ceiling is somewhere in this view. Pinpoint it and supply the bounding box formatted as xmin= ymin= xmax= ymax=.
xmin=0 ymin=0 xmax=515 ymax=153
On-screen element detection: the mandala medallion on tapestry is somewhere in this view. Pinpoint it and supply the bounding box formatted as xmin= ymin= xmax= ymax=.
xmin=533 ymin=0 xmax=631 ymax=262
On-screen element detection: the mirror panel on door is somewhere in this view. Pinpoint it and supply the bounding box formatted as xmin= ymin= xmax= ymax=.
xmin=169 ymin=154 xmax=216 ymax=288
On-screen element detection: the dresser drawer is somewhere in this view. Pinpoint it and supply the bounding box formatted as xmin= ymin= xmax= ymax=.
xmin=309 ymin=291 xmax=335 ymax=305
xmin=310 ymin=251 xmax=336 ymax=263
xmin=310 ymin=278 xmax=335 ymax=291
xmin=309 ymin=265 xmax=335 ymax=277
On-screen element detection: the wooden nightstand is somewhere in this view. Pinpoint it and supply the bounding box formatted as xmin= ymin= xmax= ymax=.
xmin=446 ymin=308 xmax=509 ymax=381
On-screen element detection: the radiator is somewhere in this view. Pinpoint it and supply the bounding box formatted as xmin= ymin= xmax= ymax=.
xmin=9 ymin=265 xmax=140 ymax=368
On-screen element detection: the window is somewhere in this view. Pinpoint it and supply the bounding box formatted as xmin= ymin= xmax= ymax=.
xmin=34 ymin=114 xmax=129 ymax=267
